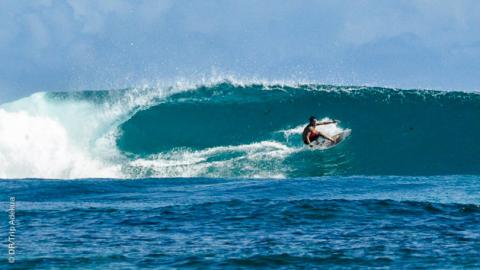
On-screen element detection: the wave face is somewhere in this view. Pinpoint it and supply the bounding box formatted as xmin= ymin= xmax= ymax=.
xmin=1 ymin=82 xmax=479 ymax=178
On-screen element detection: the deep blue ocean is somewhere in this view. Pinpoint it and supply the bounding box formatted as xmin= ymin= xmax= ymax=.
xmin=1 ymin=82 xmax=479 ymax=269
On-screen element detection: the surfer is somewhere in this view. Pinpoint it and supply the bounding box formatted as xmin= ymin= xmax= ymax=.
xmin=302 ymin=116 xmax=337 ymax=146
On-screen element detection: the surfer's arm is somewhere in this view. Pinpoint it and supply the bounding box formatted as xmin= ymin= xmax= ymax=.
xmin=316 ymin=120 xmax=336 ymax=126
xmin=305 ymin=132 xmax=312 ymax=145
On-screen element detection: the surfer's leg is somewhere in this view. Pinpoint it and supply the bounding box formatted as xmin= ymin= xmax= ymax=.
xmin=317 ymin=131 xmax=335 ymax=143
xmin=311 ymin=134 xmax=322 ymax=144
xmin=332 ymin=134 xmax=342 ymax=142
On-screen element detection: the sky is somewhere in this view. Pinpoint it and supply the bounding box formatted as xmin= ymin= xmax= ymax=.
xmin=1 ymin=0 xmax=480 ymax=102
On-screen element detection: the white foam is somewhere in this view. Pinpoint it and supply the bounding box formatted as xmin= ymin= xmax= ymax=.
xmin=280 ymin=117 xmax=345 ymax=140
xmin=0 ymin=108 xmax=121 ymax=178
xmin=0 ymin=88 xmax=173 ymax=179
xmin=128 ymin=141 xmax=297 ymax=178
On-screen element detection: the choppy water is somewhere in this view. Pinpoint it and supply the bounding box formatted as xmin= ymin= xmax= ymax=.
xmin=2 ymin=176 xmax=480 ymax=269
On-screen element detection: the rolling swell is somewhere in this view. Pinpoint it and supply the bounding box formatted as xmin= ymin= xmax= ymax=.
xmin=1 ymin=81 xmax=479 ymax=178
xmin=118 ymin=83 xmax=480 ymax=177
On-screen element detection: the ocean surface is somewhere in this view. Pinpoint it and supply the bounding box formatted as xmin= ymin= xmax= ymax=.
xmin=1 ymin=81 xmax=479 ymax=269
xmin=2 ymin=176 xmax=480 ymax=269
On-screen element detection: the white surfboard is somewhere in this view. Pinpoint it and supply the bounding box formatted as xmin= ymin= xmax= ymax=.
xmin=310 ymin=129 xmax=351 ymax=150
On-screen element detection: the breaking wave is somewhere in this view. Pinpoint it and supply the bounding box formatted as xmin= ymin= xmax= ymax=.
xmin=1 ymin=80 xmax=479 ymax=179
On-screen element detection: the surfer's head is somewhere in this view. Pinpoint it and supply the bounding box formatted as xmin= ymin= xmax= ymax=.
xmin=309 ymin=116 xmax=317 ymax=124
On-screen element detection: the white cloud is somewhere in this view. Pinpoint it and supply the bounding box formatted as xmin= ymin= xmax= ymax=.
xmin=338 ymin=0 xmax=480 ymax=48
xmin=67 ymin=0 xmax=133 ymax=34
xmin=25 ymin=14 xmax=50 ymax=50
xmin=1 ymin=0 xmax=480 ymax=102
xmin=138 ymin=1 xmax=173 ymax=24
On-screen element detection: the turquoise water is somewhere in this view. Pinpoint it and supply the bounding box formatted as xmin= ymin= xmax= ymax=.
xmin=3 ymin=82 xmax=478 ymax=179
xmin=117 ymin=83 xmax=480 ymax=177
xmin=1 ymin=82 xmax=479 ymax=268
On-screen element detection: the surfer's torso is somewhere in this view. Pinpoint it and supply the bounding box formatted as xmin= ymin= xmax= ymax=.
xmin=302 ymin=125 xmax=320 ymax=144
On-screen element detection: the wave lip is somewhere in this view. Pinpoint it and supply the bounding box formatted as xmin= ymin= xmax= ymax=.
xmin=1 ymin=81 xmax=480 ymax=179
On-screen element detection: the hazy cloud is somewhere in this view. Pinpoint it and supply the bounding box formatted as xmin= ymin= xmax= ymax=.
xmin=1 ymin=0 xmax=479 ymax=102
